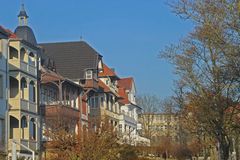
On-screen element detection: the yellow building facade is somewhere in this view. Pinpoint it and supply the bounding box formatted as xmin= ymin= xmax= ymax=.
xmin=8 ymin=39 xmax=40 ymax=156
xmin=7 ymin=4 xmax=41 ymax=158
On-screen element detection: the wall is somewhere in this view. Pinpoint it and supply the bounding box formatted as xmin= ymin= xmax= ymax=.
xmin=0 ymin=38 xmax=8 ymax=150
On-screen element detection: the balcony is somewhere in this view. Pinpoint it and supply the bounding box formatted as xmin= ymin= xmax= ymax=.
xmin=9 ymin=58 xmax=20 ymax=70
xmin=9 ymin=98 xmax=37 ymax=113
xmin=9 ymin=59 xmax=37 ymax=76
xmin=29 ymin=65 xmax=36 ymax=75
xmin=20 ymin=61 xmax=28 ymax=72
xmin=82 ymin=79 xmax=99 ymax=90
xmin=41 ymin=103 xmax=80 ymax=120
xmin=103 ymin=109 xmax=119 ymax=120
xmin=119 ymin=114 xmax=137 ymax=125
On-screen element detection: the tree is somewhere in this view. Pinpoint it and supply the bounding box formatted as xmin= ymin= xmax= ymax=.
xmin=137 ymin=95 xmax=161 ymax=139
xmin=44 ymin=117 xmax=125 ymax=160
xmin=161 ymin=1 xmax=240 ymax=159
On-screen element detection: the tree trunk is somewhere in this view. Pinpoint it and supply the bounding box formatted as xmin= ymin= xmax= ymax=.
xmin=219 ymin=138 xmax=230 ymax=160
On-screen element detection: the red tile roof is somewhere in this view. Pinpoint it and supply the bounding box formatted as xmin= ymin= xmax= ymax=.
xmin=98 ymin=63 xmax=117 ymax=77
xmin=117 ymin=77 xmax=134 ymax=105
xmin=98 ymin=79 xmax=120 ymax=97
xmin=118 ymin=87 xmax=130 ymax=104
xmin=0 ymin=26 xmax=17 ymax=38
xmin=98 ymin=79 xmax=111 ymax=93
xmin=118 ymin=77 xmax=133 ymax=90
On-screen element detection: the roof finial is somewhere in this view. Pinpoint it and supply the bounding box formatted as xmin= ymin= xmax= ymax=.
xmin=80 ymin=35 xmax=83 ymax=41
xmin=18 ymin=2 xmax=29 ymax=26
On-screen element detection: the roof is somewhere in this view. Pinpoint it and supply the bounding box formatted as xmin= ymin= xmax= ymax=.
xmin=98 ymin=63 xmax=118 ymax=78
xmin=18 ymin=4 xmax=29 ymax=18
xmin=117 ymin=77 xmax=138 ymax=105
xmin=14 ymin=26 xmax=37 ymax=46
xmin=98 ymin=79 xmax=120 ymax=97
xmin=118 ymin=77 xmax=134 ymax=90
xmin=118 ymin=87 xmax=130 ymax=104
xmin=41 ymin=67 xmax=64 ymax=83
xmin=40 ymin=41 xmax=102 ymax=80
xmin=0 ymin=26 xmax=16 ymax=38
xmin=98 ymin=79 xmax=111 ymax=93
xmin=41 ymin=67 xmax=83 ymax=89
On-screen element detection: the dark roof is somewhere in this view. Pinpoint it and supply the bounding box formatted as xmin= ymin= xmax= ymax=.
xmin=39 ymin=41 xmax=102 ymax=80
xmin=14 ymin=26 xmax=37 ymax=46
xmin=18 ymin=4 xmax=29 ymax=18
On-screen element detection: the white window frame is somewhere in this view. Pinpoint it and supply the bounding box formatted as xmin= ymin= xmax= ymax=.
xmin=85 ymin=70 xmax=93 ymax=79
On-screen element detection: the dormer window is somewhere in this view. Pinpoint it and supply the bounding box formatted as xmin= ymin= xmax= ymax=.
xmin=98 ymin=58 xmax=103 ymax=71
xmin=86 ymin=70 xmax=93 ymax=79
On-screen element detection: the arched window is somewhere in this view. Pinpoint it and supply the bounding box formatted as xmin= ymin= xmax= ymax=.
xmin=9 ymin=46 xmax=18 ymax=59
xmin=10 ymin=76 xmax=19 ymax=98
xmin=10 ymin=116 xmax=19 ymax=139
xmin=29 ymin=118 xmax=36 ymax=140
xmin=21 ymin=116 xmax=27 ymax=139
xmin=20 ymin=48 xmax=27 ymax=62
xmin=20 ymin=77 xmax=27 ymax=99
xmin=29 ymin=81 xmax=35 ymax=102
xmin=29 ymin=52 xmax=35 ymax=66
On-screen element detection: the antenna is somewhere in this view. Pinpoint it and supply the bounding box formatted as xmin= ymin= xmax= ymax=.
xmin=80 ymin=35 xmax=83 ymax=41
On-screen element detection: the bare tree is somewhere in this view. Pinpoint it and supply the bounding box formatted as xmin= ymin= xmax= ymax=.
xmin=161 ymin=1 xmax=240 ymax=159
xmin=137 ymin=95 xmax=161 ymax=139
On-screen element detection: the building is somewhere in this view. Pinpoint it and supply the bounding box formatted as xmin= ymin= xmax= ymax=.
xmin=138 ymin=113 xmax=179 ymax=145
xmin=0 ymin=26 xmax=10 ymax=153
xmin=7 ymin=4 xmax=41 ymax=158
xmin=40 ymin=41 xmax=103 ymax=129
xmin=88 ymin=63 xmax=121 ymax=130
xmin=117 ymin=77 xmax=142 ymax=144
xmin=39 ymin=55 xmax=84 ymax=159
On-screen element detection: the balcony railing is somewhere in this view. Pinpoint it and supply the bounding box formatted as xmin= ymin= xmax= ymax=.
xmin=9 ymin=98 xmax=37 ymax=113
xmin=9 ymin=59 xmax=37 ymax=76
xmin=29 ymin=65 xmax=36 ymax=75
xmin=20 ymin=61 xmax=28 ymax=72
xmin=8 ymin=139 xmax=38 ymax=152
xmin=42 ymin=103 xmax=80 ymax=120
xmin=119 ymin=114 xmax=137 ymax=124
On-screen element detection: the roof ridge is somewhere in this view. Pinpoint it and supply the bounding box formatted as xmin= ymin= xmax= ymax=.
xmin=39 ymin=40 xmax=87 ymax=45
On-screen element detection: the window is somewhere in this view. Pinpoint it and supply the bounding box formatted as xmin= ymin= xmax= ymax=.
xmin=100 ymin=97 xmax=104 ymax=107
xmin=29 ymin=118 xmax=36 ymax=140
xmin=29 ymin=81 xmax=36 ymax=102
xmin=91 ymin=98 xmax=94 ymax=108
xmin=95 ymin=97 xmax=99 ymax=108
xmin=0 ymin=75 xmax=3 ymax=98
xmin=20 ymin=77 xmax=27 ymax=99
xmin=119 ymin=124 xmax=122 ymax=132
xmin=106 ymin=95 xmax=109 ymax=109
xmin=29 ymin=52 xmax=35 ymax=66
xmin=21 ymin=116 xmax=27 ymax=139
xmin=9 ymin=46 xmax=18 ymax=59
xmin=85 ymin=70 xmax=92 ymax=79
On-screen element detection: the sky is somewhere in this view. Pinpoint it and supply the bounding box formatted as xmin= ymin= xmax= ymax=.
xmin=0 ymin=0 xmax=193 ymax=98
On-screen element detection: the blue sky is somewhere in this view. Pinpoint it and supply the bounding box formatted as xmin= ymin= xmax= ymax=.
xmin=0 ymin=0 xmax=193 ymax=98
